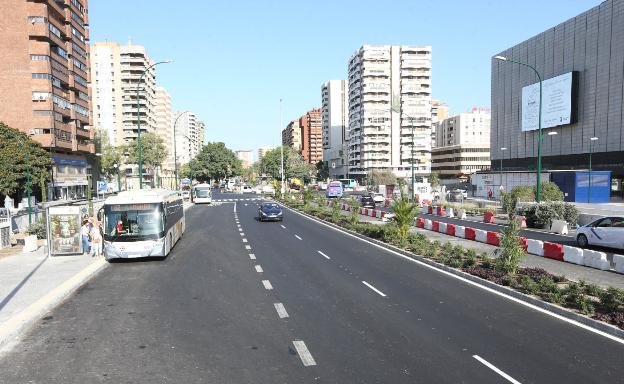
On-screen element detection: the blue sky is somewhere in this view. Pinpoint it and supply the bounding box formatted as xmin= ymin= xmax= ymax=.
xmin=90 ymin=0 xmax=597 ymax=154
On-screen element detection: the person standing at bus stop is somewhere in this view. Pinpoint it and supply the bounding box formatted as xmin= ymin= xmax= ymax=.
xmin=81 ymin=219 xmax=91 ymax=255
xmin=89 ymin=219 xmax=103 ymax=257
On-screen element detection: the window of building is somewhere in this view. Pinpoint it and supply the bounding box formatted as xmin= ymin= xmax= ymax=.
xmin=31 ymin=55 xmax=49 ymax=61
xmin=52 ymin=46 xmax=68 ymax=59
xmin=48 ymin=23 xmax=62 ymax=39
xmin=28 ymin=16 xmax=47 ymax=23
xmin=33 ymin=110 xmax=53 ymax=116
xmin=32 ymin=73 xmax=51 ymax=80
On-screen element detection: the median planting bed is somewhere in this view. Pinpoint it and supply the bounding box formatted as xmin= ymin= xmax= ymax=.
xmin=280 ymin=195 xmax=624 ymax=331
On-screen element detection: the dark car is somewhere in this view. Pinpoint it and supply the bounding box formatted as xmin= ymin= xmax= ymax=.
xmin=360 ymin=196 xmax=376 ymax=208
xmin=258 ymin=202 xmax=283 ymax=222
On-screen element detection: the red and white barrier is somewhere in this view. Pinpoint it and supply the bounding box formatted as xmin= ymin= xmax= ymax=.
xmin=583 ymin=250 xmax=610 ymax=270
xmin=425 ymin=219 xmax=432 ymax=230
xmin=527 ymin=239 xmax=544 ymax=257
xmin=543 ymin=242 xmax=564 ymax=261
xmin=455 ymin=225 xmax=465 ymax=239
xmin=614 ymin=255 xmax=624 ymax=274
xmin=563 ymin=246 xmax=584 ymax=265
xmin=438 ymin=222 xmax=447 ymax=234
xmin=486 ymin=231 xmax=500 ymax=246
xmin=475 ymin=229 xmax=487 ymax=243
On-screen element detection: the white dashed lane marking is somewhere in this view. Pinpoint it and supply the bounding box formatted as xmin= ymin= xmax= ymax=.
xmin=249 ymin=253 xmax=256 ymax=260
xmin=242 ymin=238 xmax=248 ymax=243
xmin=262 ymin=280 xmax=273 ymax=290
xmin=255 ymin=265 xmax=263 ymax=273
xmin=273 ymin=303 xmax=289 ymax=318
xmin=280 ymin=224 xmax=286 ymax=229
xmin=317 ymin=250 xmax=331 ymax=260
xmin=294 ymin=235 xmax=302 ymax=240
xmin=292 ymin=340 xmax=317 ymax=367
xmin=362 ymin=281 xmax=387 ymax=297
xmin=240 ymin=233 xmax=245 ymax=236
xmin=473 ymin=355 xmax=522 ymax=384
xmin=245 ymin=245 xmax=251 ymax=250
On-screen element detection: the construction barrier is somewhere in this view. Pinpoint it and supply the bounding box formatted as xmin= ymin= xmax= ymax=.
xmin=432 ymin=221 xmax=439 ymax=232
xmin=457 ymin=209 xmax=467 ymax=219
xmin=550 ymin=219 xmax=569 ymax=235
xmin=484 ymin=212 xmax=495 ymax=223
xmin=486 ymin=231 xmax=500 ymax=246
xmin=416 ymin=218 xmax=425 ymax=228
xmin=447 ymin=208 xmax=455 ymax=218
xmin=446 ymin=223 xmax=456 ymax=236
xmin=421 ymin=205 xmax=429 ymax=214
xmin=465 ymin=227 xmax=476 ymax=241
xmin=438 ymin=222 xmax=447 ymax=234
xmin=543 ymin=242 xmax=564 ymax=261
xmin=455 ymin=225 xmax=465 ymax=238
xmin=436 ymin=207 xmax=445 ymax=216
xmin=583 ymin=250 xmax=610 ymax=270
xmin=563 ymin=245 xmax=584 ymax=265
xmin=614 ymin=254 xmax=624 ymax=274
xmin=425 ymin=219 xmax=432 ymax=230
xmin=475 ymin=229 xmax=487 ymax=243
xmin=428 ymin=206 xmax=433 ymax=214
xmin=527 ymin=239 xmax=544 ymax=257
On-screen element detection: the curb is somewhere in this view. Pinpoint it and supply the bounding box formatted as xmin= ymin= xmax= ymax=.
xmin=281 ymin=203 xmax=624 ymax=342
xmin=0 ymin=258 xmax=108 ymax=354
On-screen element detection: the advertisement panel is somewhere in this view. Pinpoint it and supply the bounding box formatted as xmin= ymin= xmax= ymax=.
xmin=521 ymin=72 xmax=577 ymax=132
xmin=47 ymin=206 xmax=82 ymax=256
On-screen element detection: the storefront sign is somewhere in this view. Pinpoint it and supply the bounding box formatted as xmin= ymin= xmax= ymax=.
xmin=47 ymin=206 xmax=82 ymax=256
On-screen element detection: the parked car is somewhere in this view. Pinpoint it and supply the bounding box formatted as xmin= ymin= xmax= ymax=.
xmin=262 ymin=185 xmax=276 ymax=195
xmin=242 ymin=185 xmax=254 ymax=194
xmin=258 ymin=202 xmax=283 ymax=221
xmin=371 ymin=193 xmax=385 ymax=204
xmin=576 ymin=216 xmax=624 ymax=250
xmin=359 ymin=195 xmax=376 ymax=209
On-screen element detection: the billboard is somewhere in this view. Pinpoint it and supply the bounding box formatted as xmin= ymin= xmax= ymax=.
xmin=521 ymin=72 xmax=578 ymax=132
xmin=46 ymin=206 xmax=82 ymax=256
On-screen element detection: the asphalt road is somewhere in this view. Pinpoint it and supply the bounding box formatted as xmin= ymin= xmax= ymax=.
xmin=0 ymin=190 xmax=623 ymax=383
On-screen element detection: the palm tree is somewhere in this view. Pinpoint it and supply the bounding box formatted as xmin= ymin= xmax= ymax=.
xmin=391 ymin=198 xmax=417 ymax=241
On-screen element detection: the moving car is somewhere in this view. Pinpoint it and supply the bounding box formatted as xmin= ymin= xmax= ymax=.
xmin=371 ymin=193 xmax=385 ymax=204
xmin=262 ymin=185 xmax=276 ymax=195
xmin=360 ymin=195 xmax=376 ymax=209
xmin=242 ymin=185 xmax=253 ymax=194
xmin=576 ymin=216 xmax=624 ymax=250
xmin=258 ymin=202 xmax=283 ymax=222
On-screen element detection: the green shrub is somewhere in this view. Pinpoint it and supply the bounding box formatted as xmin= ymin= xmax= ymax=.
xmin=510 ymin=185 xmax=535 ymax=202
xmin=26 ymin=218 xmax=47 ymax=239
xmin=599 ymin=287 xmax=624 ymax=312
xmin=565 ymin=283 xmax=595 ymax=315
xmin=521 ymin=201 xmax=580 ymax=227
xmin=390 ymin=198 xmax=417 ymax=242
xmin=516 ymin=275 xmax=539 ymax=295
xmin=540 ymin=181 xmax=564 ymax=202
xmin=348 ymin=197 xmax=359 ymax=225
xmin=563 ymin=203 xmax=580 ymax=226
xmin=302 ymin=187 xmax=314 ymax=208
xmin=495 ymin=220 xmax=525 ymax=275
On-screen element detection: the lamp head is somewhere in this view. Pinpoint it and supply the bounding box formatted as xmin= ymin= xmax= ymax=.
xmin=500 ymin=147 xmax=507 ymax=151
xmin=590 ymin=137 xmax=599 ymax=141
xmin=494 ymin=55 xmax=508 ymax=61
xmin=547 ymin=131 xmax=558 ymax=136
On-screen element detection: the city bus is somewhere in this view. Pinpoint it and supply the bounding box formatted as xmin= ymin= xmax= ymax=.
xmin=100 ymin=189 xmax=185 ymax=261
xmin=339 ymin=178 xmax=358 ymax=191
xmin=192 ymin=183 xmax=212 ymax=204
xmin=326 ymin=181 xmax=343 ymax=198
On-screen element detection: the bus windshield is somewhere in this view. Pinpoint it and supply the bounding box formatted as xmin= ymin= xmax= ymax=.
xmin=194 ymin=187 xmax=211 ymax=198
xmin=104 ymin=203 xmax=164 ymax=242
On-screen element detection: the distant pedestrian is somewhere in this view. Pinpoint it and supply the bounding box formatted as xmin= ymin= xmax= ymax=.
xmin=81 ymin=220 xmax=91 ymax=255
xmin=90 ymin=219 xmax=103 ymax=257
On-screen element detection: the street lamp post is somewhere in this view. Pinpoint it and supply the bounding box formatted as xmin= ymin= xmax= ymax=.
xmin=494 ymin=55 xmax=544 ymax=202
xmin=279 ymin=99 xmax=285 ymax=195
xmin=499 ymin=147 xmax=507 ymax=200
xmin=136 ymin=60 xmax=172 ymax=189
xmin=25 ymin=149 xmax=32 ymax=226
xmin=113 ymin=163 xmax=121 ymax=192
xmin=173 ymin=110 xmax=190 ymax=190
xmin=588 ymin=137 xmax=599 ymax=203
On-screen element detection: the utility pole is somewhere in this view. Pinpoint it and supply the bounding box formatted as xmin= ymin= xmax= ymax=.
xmin=280 ymin=99 xmax=285 ymax=195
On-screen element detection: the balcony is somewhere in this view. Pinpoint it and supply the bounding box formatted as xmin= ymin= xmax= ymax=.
xmin=401 ymin=59 xmax=431 ymax=69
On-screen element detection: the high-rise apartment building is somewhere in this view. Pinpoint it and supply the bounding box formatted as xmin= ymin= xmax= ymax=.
xmin=174 ymin=111 xmax=202 ymax=165
xmin=431 ymin=99 xmax=449 ymax=148
xmin=301 ymin=108 xmax=323 ymax=164
xmin=258 ymin=147 xmax=273 ymax=160
xmin=347 ymin=45 xmax=432 ymax=181
xmin=154 ymin=86 xmax=173 ymax=188
xmin=91 ymin=41 xmax=157 ymax=146
xmin=431 ymin=108 xmax=491 ymax=181
xmin=282 ymin=120 xmax=302 ymax=150
xmin=235 ymin=150 xmax=254 ymax=169
xmin=322 ymin=80 xmax=349 ymax=178
xmin=0 ymin=0 xmax=93 ymax=200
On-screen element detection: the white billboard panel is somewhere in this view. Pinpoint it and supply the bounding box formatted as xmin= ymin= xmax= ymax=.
xmin=521 ymin=72 xmax=574 ymax=132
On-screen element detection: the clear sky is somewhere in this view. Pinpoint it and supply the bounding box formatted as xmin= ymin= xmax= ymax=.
xmin=90 ymin=0 xmax=597 ymax=154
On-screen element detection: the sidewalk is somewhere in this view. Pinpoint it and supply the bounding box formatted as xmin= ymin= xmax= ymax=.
xmin=0 ymin=246 xmax=107 ymax=353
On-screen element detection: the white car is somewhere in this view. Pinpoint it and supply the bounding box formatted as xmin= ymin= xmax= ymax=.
xmin=262 ymin=185 xmax=275 ymax=195
xmin=576 ymin=216 xmax=624 ymax=250
xmin=371 ymin=193 xmax=385 ymax=204
xmin=242 ymin=185 xmax=253 ymax=194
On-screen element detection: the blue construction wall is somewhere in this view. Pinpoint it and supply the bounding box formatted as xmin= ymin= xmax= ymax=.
xmin=551 ymin=171 xmax=611 ymax=203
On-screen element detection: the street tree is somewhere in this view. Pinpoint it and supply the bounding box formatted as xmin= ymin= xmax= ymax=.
xmin=192 ymin=142 xmax=242 ymax=182
xmin=259 ymin=146 xmax=290 ymax=180
xmin=316 ymin=160 xmax=329 ymax=180
xmin=0 ymin=122 xmax=53 ymax=199
xmin=125 ymin=133 xmax=167 ymax=171
xmin=97 ymin=131 xmax=125 ymax=179
xmin=369 ymin=169 xmax=396 ymax=186
xmin=287 ymin=152 xmax=314 ymax=182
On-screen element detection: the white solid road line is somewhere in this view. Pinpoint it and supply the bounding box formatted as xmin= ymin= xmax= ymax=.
xmin=317 ymin=250 xmax=331 ymax=260
xmin=292 ymin=340 xmax=317 ymax=367
xmin=262 ymin=280 xmax=273 ymax=290
xmin=245 ymin=245 xmax=251 ymax=250
xmin=362 ymin=281 xmax=387 ymax=297
xmin=255 ymin=265 xmax=263 ymax=273
xmin=274 ymin=303 xmax=289 ymax=318
xmin=249 ymin=253 xmax=256 ymax=260
xmin=282 ymin=205 xmax=624 ymax=346
xmin=233 ymin=202 xmax=237 ymax=212
xmin=294 ymin=235 xmax=302 ymax=240
xmin=280 ymin=224 xmax=286 ymax=229
xmin=473 ymin=355 xmax=522 ymax=384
